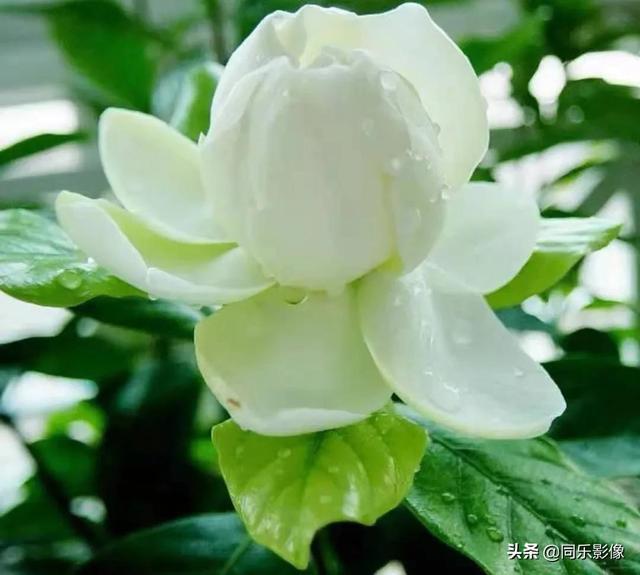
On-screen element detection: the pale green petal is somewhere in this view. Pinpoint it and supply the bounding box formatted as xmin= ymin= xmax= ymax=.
xmin=426 ymin=182 xmax=540 ymax=294
xmin=100 ymin=108 xmax=230 ymax=244
xmin=358 ymin=265 xmax=566 ymax=439
xmin=195 ymin=286 xmax=392 ymax=436
xmin=56 ymin=191 xmax=273 ymax=305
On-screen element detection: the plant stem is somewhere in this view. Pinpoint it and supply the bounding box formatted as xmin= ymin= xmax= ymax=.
xmin=0 ymin=412 xmax=101 ymax=550
xmin=203 ymin=0 xmax=230 ymax=64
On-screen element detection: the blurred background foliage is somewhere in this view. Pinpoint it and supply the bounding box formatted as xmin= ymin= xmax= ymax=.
xmin=0 ymin=0 xmax=639 ymax=573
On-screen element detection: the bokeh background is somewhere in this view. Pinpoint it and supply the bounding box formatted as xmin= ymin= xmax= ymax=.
xmin=0 ymin=0 xmax=639 ymax=573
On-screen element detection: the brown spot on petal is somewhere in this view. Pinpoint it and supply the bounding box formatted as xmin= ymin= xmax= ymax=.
xmin=227 ymin=398 xmax=241 ymax=409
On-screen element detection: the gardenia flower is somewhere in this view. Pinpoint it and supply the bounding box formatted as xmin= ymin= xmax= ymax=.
xmin=56 ymin=3 xmax=565 ymax=438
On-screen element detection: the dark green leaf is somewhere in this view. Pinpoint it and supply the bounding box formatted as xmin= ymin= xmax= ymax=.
xmin=0 ymin=209 xmax=141 ymax=307
xmin=404 ymin=411 xmax=640 ymax=575
xmin=546 ymin=357 xmax=640 ymax=477
xmin=97 ymin=356 xmax=219 ymax=535
xmin=153 ymin=61 xmax=223 ymax=141
xmin=0 ymin=324 xmax=134 ymax=381
xmin=0 ymin=133 xmax=86 ymax=168
xmin=77 ymin=513 xmax=305 ymax=575
xmin=73 ymin=297 xmax=203 ymax=340
xmin=3 ymin=0 xmax=163 ymax=110
xmin=487 ymin=217 xmax=620 ymax=309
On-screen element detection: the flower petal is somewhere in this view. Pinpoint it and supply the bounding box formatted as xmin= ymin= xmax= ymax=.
xmin=426 ymin=182 xmax=540 ymax=294
xmin=358 ymin=265 xmax=566 ymax=439
xmin=195 ymin=286 xmax=392 ymax=436
xmin=56 ymin=192 xmax=273 ymax=305
xmin=213 ymin=3 xmax=487 ymax=190
xmin=203 ymin=51 xmax=445 ymax=291
xmin=99 ymin=108 xmax=229 ymax=244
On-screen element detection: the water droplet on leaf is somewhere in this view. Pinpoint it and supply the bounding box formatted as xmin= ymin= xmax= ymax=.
xmin=57 ymin=270 xmax=82 ymax=290
xmin=440 ymin=492 xmax=456 ymax=503
xmin=278 ymin=448 xmax=292 ymax=459
xmin=486 ymin=527 xmax=504 ymax=542
xmin=467 ymin=513 xmax=479 ymax=525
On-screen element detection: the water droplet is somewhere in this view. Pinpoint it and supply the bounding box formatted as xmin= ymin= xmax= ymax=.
xmin=57 ymin=270 xmax=82 ymax=290
xmin=486 ymin=527 xmax=504 ymax=542
xmin=467 ymin=513 xmax=479 ymax=526
xmin=513 ymin=368 xmax=524 ymax=378
xmin=485 ymin=515 xmax=497 ymax=526
xmin=570 ymin=514 xmax=586 ymax=527
xmin=320 ymin=495 xmax=332 ymax=504
xmin=278 ymin=448 xmax=292 ymax=459
xmin=380 ymin=71 xmax=398 ymax=91
xmin=616 ymin=519 xmax=627 ymax=528
xmin=440 ymin=492 xmax=456 ymax=503
xmin=440 ymin=185 xmax=450 ymax=200
xmin=362 ymin=118 xmax=374 ymax=136
xmin=282 ymin=287 xmax=307 ymax=305
xmin=86 ymin=257 xmax=96 ymax=266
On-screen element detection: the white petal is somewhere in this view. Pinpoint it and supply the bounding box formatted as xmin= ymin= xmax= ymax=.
xmin=214 ymin=3 xmax=488 ymax=190
xmin=358 ymin=265 xmax=566 ymax=439
xmin=56 ymin=192 xmax=273 ymax=305
xmin=195 ymin=286 xmax=392 ymax=436
xmin=99 ymin=108 xmax=229 ymax=244
xmin=426 ymin=182 xmax=540 ymax=294
xmin=202 ymin=50 xmax=445 ymax=291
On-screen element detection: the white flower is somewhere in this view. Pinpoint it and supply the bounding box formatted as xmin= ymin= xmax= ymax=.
xmin=56 ymin=3 xmax=565 ymax=439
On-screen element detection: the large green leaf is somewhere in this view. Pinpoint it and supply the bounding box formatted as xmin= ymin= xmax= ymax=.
xmin=213 ymin=408 xmax=427 ymax=569
xmin=77 ymin=513 xmax=305 ymax=575
xmin=153 ymin=61 xmax=223 ymax=142
xmin=0 ymin=209 xmax=141 ymax=307
xmin=404 ymin=412 xmax=640 ymax=575
xmin=1 ymin=0 xmax=163 ymax=110
xmin=546 ymin=357 xmax=640 ymax=477
xmin=73 ymin=297 xmax=203 ymax=340
xmin=487 ymin=217 xmax=620 ymax=309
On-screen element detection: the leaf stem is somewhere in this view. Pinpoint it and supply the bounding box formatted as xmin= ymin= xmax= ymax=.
xmin=0 ymin=412 xmax=102 ymax=550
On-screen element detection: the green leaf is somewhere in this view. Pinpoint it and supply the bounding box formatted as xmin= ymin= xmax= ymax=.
xmin=73 ymin=297 xmax=203 ymax=340
xmin=0 ymin=132 xmax=86 ymax=168
xmin=213 ymin=408 xmax=427 ymax=569
xmin=153 ymin=61 xmax=223 ymax=141
xmin=546 ymin=357 xmax=640 ymax=477
xmin=4 ymin=0 xmax=163 ymax=110
xmin=0 ymin=323 xmax=134 ymax=381
xmin=487 ymin=217 xmax=621 ymax=309
xmin=97 ymin=356 xmax=211 ymax=535
xmin=404 ymin=411 xmax=640 ymax=575
xmin=0 ymin=209 xmax=142 ymax=307
xmin=77 ymin=513 xmax=304 ymax=575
